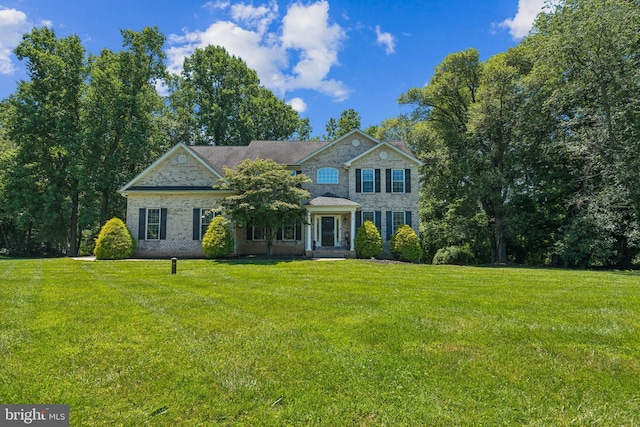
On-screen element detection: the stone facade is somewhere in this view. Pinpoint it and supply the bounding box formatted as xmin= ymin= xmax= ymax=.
xmin=120 ymin=130 xmax=421 ymax=258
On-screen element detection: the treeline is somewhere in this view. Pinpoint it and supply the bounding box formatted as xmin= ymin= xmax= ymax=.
xmin=367 ymin=0 xmax=640 ymax=268
xmin=0 ymin=26 xmax=309 ymax=256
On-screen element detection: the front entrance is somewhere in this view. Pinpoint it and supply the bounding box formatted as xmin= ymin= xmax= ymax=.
xmin=321 ymin=216 xmax=335 ymax=247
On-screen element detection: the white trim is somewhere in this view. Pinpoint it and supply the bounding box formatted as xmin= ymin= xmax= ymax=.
xmin=343 ymin=140 xmax=423 ymax=167
xmin=119 ymin=143 xmax=223 ymax=192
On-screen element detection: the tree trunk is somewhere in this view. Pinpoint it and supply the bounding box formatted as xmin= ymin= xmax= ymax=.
xmin=494 ymin=214 xmax=507 ymax=265
xmin=68 ymin=192 xmax=79 ymax=257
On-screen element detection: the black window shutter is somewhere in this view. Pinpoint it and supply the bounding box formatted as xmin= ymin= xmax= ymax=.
xmin=160 ymin=208 xmax=167 ymax=240
xmin=385 ymin=169 xmax=392 ymax=193
xmin=375 ymin=211 xmax=382 ymax=232
xmin=355 ymin=211 xmax=362 ymax=230
xmin=355 ymin=169 xmax=361 ymax=193
xmin=406 ymin=211 xmax=412 ymax=228
xmin=193 ymin=209 xmax=200 ymax=240
xmin=295 ymin=223 xmax=302 ymax=241
xmin=276 ymin=228 xmax=283 ymax=240
xmin=405 ymin=169 xmax=411 ymax=193
xmin=386 ymin=211 xmax=393 ymax=240
xmin=375 ymin=169 xmax=381 ymax=193
xmin=246 ymin=225 xmax=253 ymax=241
xmin=138 ymin=208 xmax=146 ymax=240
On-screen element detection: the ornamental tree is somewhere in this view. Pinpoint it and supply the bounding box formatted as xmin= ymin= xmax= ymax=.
xmin=217 ymin=158 xmax=311 ymax=256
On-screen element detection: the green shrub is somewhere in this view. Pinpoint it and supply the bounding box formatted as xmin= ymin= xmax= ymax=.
xmin=94 ymin=218 xmax=136 ymax=260
xmin=354 ymin=220 xmax=382 ymax=259
xmin=390 ymin=224 xmax=423 ymax=262
xmin=432 ymin=245 xmax=475 ymax=265
xmin=202 ymin=216 xmax=235 ymax=259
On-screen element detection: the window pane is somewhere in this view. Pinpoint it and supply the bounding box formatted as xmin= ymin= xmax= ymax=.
xmin=362 ymin=211 xmax=375 ymax=223
xmin=362 ymin=169 xmax=374 ymax=193
xmin=392 ymin=211 xmax=405 ymax=235
xmin=392 ymin=169 xmax=405 ymax=193
xmin=253 ymin=227 xmax=265 ymax=241
xmin=146 ymin=208 xmax=160 ymax=240
xmin=200 ymin=209 xmax=215 ymax=239
xmin=318 ymin=168 xmax=338 ymax=184
xmin=283 ymin=224 xmax=296 ymax=240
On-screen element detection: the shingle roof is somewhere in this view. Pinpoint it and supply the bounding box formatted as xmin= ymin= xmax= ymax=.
xmin=307 ymin=196 xmax=360 ymax=207
xmin=189 ymin=140 xmax=330 ymax=173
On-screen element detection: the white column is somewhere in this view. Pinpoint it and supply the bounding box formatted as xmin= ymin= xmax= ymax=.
xmin=350 ymin=209 xmax=356 ymax=251
xmin=305 ymin=211 xmax=312 ymax=251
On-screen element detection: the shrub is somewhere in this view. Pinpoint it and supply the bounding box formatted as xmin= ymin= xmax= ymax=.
xmin=94 ymin=218 xmax=136 ymax=260
xmin=354 ymin=220 xmax=382 ymax=259
xmin=432 ymin=245 xmax=475 ymax=265
xmin=390 ymin=224 xmax=423 ymax=262
xmin=202 ymin=216 xmax=235 ymax=259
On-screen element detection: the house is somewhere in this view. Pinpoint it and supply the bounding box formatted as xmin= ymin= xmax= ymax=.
xmin=119 ymin=129 xmax=422 ymax=258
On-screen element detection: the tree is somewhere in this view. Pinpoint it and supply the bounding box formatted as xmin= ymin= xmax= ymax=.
xmin=84 ymin=27 xmax=168 ymax=225
xmin=325 ymin=108 xmax=361 ymax=139
xmin=4 ymin=27 xmax=87 ymax=255
xmin=528 ymin=0 xmax=640 ymax=267
xmin=168 ymin=45 xmax=307 ymax=146
xmin=217 ymin=159 xmax=311 ymax=256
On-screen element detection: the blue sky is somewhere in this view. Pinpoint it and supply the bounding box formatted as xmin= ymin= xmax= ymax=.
xmin=0 ymin=0 xmax=545 ymax=137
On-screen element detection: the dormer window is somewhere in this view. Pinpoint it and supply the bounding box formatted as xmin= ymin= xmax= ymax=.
xmin=317 ymin=167 xmax=338 ymax=184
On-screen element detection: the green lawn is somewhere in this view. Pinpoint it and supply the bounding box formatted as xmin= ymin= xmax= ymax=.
xmin=1 ymin=258 xmax=638 ymax=426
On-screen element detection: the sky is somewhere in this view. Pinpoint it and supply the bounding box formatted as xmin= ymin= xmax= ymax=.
xmin=0 ymin=0 xmax=547 ymax=138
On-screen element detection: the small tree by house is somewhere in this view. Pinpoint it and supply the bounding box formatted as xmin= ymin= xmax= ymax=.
xmin=217 ymin=158 xmax=311 ymax=256
xmin=354 ymin=220 xmax=382 ymax=259
xmin=390 ymin=224 xmax=423 ymax=262
xmin=202 ymin=215 xmax=235 ymax=258
xmin=94 ymin=217 xmax=136 ymax=260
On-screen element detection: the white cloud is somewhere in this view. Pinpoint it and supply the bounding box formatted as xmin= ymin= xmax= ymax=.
xmin=231 ymin=1 xmax=278 ymax=35
xmin=375 ymin=25 xmax=395 ymax=55
xmin=168 ymin=0 xmax=350 ymax=101
xmin=0 ymin=8 xmax=31 ymax=75
xmin=202 ymin=1 xmax=230 ymax=13
xmin=288 ymin=97 xmax=307 ymax=113
xmin=497 ymin=0 xmax=547 ymax=40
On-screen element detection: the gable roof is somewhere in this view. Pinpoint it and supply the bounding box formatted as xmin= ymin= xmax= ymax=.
xmin=189 ymin=140 xmax=329 ymax=171
xmin=120 ymin=143 xmax=222 ymax=192
xmin=343 ymin=139 xmax=423 ymax=167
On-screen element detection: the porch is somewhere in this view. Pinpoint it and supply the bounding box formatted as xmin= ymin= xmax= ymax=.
xmin=304 ymin=195 xmax=360 ymax=254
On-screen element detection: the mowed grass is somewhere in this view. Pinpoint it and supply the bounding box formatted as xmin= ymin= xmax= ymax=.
xmin=0 ymin=258 xmax=639 ymax=426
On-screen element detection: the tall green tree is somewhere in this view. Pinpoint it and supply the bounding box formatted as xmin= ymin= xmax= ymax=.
xmin=529 ymin=0 xmax=640 ymax=267
xmin=217 ymin=159 xmax=311 ymax=256
xmin=84 ymin=26 xmax=168 ymax=225
xmin=325 ymin=108 xmax=361 ymax=139
xmin=168 ymin=45 xmax=305 ymax=146
xmin=4 ymin=27 xmax=87 ymax=255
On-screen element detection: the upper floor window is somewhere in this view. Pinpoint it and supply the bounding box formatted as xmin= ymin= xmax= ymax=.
xmin=361 ymin=169 xmax=375 ymax=193
xmin=317 ymin=167 xmax=339 ymax=184
xmin=392 ymin=169 xmax=405 ymax=193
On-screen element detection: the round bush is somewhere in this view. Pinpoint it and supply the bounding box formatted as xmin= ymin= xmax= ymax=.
xmin=432 ymin=245 xmax=475 ymax=265
xmin=390 ymin=224 xmax=423 ymax=262
xmin=354 ymin=220 xmax=382 ymax=259
xmin=94 ymin=217 xmax=136 ymax=260
xmin=202 ymin=216 xmax=235 ymax=259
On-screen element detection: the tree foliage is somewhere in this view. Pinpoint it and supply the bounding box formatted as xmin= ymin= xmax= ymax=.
xmin=168 ymin=45 xmax=307 ymax=146
xmin=217 ymin=158 xmax=311 ymax=256
xmin=325 ymin=108 xmax=361 ymax=140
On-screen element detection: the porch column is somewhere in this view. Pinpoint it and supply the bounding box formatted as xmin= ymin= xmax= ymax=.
xmin=350 ymin=209 xmax=356 ymax=251
xmin=305 ymin=211 xmax=312 ymax=251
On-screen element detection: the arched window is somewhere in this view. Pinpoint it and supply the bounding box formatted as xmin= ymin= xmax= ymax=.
xmin=317 ymin=167 xmax=339 ymax=184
